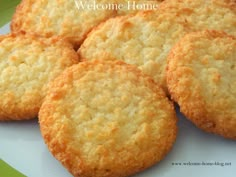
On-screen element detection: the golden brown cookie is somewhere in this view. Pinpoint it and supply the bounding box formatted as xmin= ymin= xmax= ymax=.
xmin=159 ymin=0 xmax=236 ymax=36
xmin=11 ymin=0 xmax=117 ymax=47
xmin=78 ymin=10 xmax=189 ymax=93
xmin=0 ymin=33 xmax=78 ymax=121
xmin=167 ymin=30 xmax=236 ymax=139
xmin=39 ymin=60 xmax=177 ymax=177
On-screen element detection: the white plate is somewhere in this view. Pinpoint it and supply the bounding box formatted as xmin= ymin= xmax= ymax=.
xmin=0 ymin=24 xmax=235 ymax=177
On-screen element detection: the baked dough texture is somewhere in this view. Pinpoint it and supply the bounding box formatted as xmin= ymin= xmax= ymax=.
xmin=0 ymin=33 xmax=78 ymax=120
xmin=11 ymin=0 xmax=117 ymax=46
xmin=159 ymin=0 xmax=236 ymax=36
xmin=167 ymin=30 xmax=236 ymax=139
xmin=39 ymin=60 xmax=177 ymax=177
xmin=78 ymin=10 xmax=189 ymax=92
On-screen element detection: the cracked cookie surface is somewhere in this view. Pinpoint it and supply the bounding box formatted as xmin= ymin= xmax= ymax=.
xmin=39 ymin=60 xmax=177 ymax=177
xmin=78 ymin=10 xmax=189 ymax=93
xmin=11 ymin=0 xmax=117 ymax=47
xmin=167 ymin=30 xmax=236 ymax=139
xmin=0 ymin=33 xmax=78 ymax=120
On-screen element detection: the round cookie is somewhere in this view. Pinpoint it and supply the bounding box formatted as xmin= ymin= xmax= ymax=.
xmin=167 ymin=30 xmax=236 ymax=139
xmin=78 ymin=10 xmax=189 ymax=93
xmin=11 ymin=0 xmax=117 ymax=47
xmin=0 ymin=33 xmax=78 ymax=121
xmin=39 ymin=60 xmax=177 ymax=177
xmin=159 ymin=0 xmax=236 ymax=36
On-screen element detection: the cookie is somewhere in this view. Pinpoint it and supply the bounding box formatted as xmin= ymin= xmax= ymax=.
xmin=159 ymin=0 xmax=236 ymax=36
xmin=78 ymin=10 xmax=189 ymax=93
xmin=11 ymin=0 xmax=117 ymax=47
xmin=0 ymin=33 xmax=78 ymax=121
xmin=39 ymin=60 xmax=177 ymax=177
xmin=167 ymin=30 xmax=236 ymax=139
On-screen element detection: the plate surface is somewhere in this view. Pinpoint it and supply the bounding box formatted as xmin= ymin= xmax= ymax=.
xmin=0 ymin=24 xmax=235 ymax=177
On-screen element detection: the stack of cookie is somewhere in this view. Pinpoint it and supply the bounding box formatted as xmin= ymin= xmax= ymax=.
xmin=78 ymin=0 xmax=236 ymax=141
xmin=0 ymin=0 xmax=235 ymax=177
